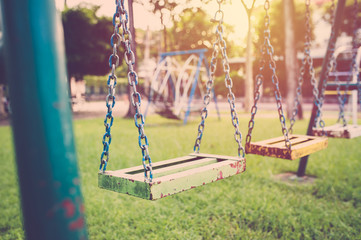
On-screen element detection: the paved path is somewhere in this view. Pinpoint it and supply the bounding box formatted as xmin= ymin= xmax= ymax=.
xmin=0 ymin=98 xmax=359 ymax=126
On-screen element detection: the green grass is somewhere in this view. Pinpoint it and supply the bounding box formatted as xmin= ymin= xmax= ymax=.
xmin=1 ymin=113 xmax=361 ymax=239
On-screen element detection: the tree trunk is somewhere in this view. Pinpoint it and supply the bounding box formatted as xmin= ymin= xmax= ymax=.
xmin=244 ymin=15 xmax=254 ymax=112
xmin=125 ymin=0 xmax=136 ymax=118
xmin=163 ymin=26 xmax=167 ymax=52
xmin=144 ymin=26 xmax=151 ymax=96
xmin=283 ymin=0 xmax=298 ymax=119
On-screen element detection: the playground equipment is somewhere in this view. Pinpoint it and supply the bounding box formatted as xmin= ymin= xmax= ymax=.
xmin=144 ymin=49 xmax=221 ymax=124
xmin=312 ymin=0 xmax=361 ymax=139
xmin=0 ymin=0 xmax=87 ymax=239
xmin=98 ymin=0 xmax=245 ymax=200
xmin=244 ymin=0 xmax=328 ymax=161
xmin=298 ymin=0 xmax=347 ymax=177
xmin=313 ymin=46 xmax=361 ymax=138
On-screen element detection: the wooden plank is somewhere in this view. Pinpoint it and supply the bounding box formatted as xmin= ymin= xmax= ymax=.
xmin=98 ymin=153 xmax=246 ymax=200
xmin=246 ymin=135 xmax=328 ymax=160
xmin=150 ymin=158 xmax=245 ymax=199
xmin=269 ymin=136 xmax=310 ymax=148
xmin=190 ymin=152 xmax=241 ymax=161
xmin=131 ymin=157 xmax=218 ymax=178
xmin=347 ymin=125 xmax=361 ymax=138
xmin=313 ymin=124 xmax=361 ymax=139
xmin=288 ymin=137 xmax=328 ymax=159
xmin=248 ymin=135 xmax=291 ymax=146
xmin=115 ymin=155 xmax=198 ymax=174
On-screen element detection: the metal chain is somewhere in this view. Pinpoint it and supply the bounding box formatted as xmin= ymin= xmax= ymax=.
xmin=118 ymin=0 xmax=153 ymax=182
xmin=335 ymin=0 xmax=358 ymax=126
xmin=193 ymin=36 xmax=219 ymax=153
xmin=99 ymin=1 xmax=122 ymax=172
xmin=246 ymin=0 xmax=291 ymax=150
xmin=350 ymin=0 xmax=361 ymax=108
xmin=335 ymin=51 xmax=348 ymax=126
xmin=289 ymin=0 xmax=310 ymax=133
xmin=313 ymin=0 xmax=338 ymax=134
xmin=99 ymin=0 xmax=153 ymax=181
xmin=290 ymin=0 xmax=325 ymax=134
xmin=194 ymin=0 xmax=245 ymax=157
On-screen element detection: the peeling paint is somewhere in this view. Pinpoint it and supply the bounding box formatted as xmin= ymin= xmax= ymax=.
xmin=61 ymin=199 xmax=76 ymax=218
xmin=216 ymin=171 xmax=223 ymax=181
xmin=69 ymin=217 xmax=85 ymax=230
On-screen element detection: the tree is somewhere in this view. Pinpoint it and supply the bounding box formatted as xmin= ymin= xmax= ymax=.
xmin=62 ymin=5 xmax=115 ymax=82
xmin=137 ymin=0 xmax=211 ymax=52
xmin=253 ymin=0 xmax=313 ymax=99
xmin=168 ymin=8 xmax=238 ymax=55
xmin=125 ymin=0 xmax=137 ymax=118
xmin=322 ymin=0 xmax=361 ymax=36
xmin=283 ymin=0 xmax=298 ymax=118
xmin=240 ymin=0 xmax=257 ymax=112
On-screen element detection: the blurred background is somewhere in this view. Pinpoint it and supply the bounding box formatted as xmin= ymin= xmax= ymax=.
xmin=0 ymin=0 xmax=360 ymax=121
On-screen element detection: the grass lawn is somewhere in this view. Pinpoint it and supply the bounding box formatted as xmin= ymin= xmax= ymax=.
xmin=1 ymin=113 xmax=361 ymax=239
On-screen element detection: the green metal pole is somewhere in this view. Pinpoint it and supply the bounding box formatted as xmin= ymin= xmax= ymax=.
xmin=0 ymin=0 xmax=88 ymax=239
xmin=297 ymin=0 xmax=346 ymax=177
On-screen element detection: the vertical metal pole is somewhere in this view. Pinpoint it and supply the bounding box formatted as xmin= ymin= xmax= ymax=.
xmin=297 ymin=0 xmax=346 ymax=177
xmin=0 ymin=0 xmax=88 ymax=239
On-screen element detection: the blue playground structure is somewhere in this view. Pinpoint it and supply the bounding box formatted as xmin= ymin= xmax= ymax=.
xmin=144 ymin=49 xmax=221 ymax=124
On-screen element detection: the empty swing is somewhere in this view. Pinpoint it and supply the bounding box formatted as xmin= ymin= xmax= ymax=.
xmin=245 ymin=0 xmax=328 ymax=160
xmin=98 ymin=0 xmax=245 ymax=200
xmin=312 ymin=0 xmax=361 ymax=139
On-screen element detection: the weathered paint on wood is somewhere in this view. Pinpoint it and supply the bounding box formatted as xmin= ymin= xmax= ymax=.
xmin=98 ymin=153 xmax=246 ymax=200
xmin=245 ymin=135 xmax=328 ymax=160
xmin=312 ymin=124 xmax=361 ymax=139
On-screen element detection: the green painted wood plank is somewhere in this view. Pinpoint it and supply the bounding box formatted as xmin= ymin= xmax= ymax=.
xmin=98 ymin=153 xmax=246 ymax=200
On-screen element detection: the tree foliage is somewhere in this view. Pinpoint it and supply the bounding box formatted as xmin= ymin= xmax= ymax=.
xmin=167 ymin=8 xmax=240 ymax=57
xmin=62 ymin=5 xmax=116 ymax=80
xmin=254 ymin=0 xmax=314 ymax=55
xmin=322 ymin=0 xmax=361 ymax=36
xmin=252 ymin=0 xmax=315 ymax=96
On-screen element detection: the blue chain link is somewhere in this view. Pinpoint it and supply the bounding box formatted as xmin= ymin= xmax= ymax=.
xmin=314 ymin=0 xmax=338 ymax=135
xmin=246 ymin=0 xmax=291 ymax=150
xmin=194 ymin=0 xmax=245 ymax=157
xmin=117 ymin=0 xmax=153 ymax=181
xmin=99 ymin=1 xmax=121 ymax=172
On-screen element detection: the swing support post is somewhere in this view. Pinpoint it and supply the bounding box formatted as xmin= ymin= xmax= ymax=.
xmin=0 ymin=0 xmax=87 ymax=239
xmin=297 ymin=0 xmax=346 ymax=177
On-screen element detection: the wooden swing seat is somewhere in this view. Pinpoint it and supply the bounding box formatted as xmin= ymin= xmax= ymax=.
xmin=312 ymin=124 xmax=361 ymax=139
xmin=98 ymin=153 xmax=246 ymax=200
xmin=245 ymin=134 xmax=328 ymax=160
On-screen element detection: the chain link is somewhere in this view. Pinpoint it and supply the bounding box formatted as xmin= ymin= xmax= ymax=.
xmin=334 ymin=0 xmax=359 ymax=127
xmin=118 ymin=0 xmax=153 ymax=182
xmin=289 ymin=0 xmax=322 ymax=133
xmin=194 ymin=0 xmax=245 ymax=157
xmin=99 ymin=0 xmax=153 ymax=182
xmin=246 ymin=0 xmax=291 ymax=150
xmin=350 ymin=0 xmax=361 ymax=110
xmin=354 ymin=0 xmax=361 ymax=105
xmin=99 ymin=2 xmax=122 ymax=172
xmin=314 ymin=0 xmax=338 ymax=134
